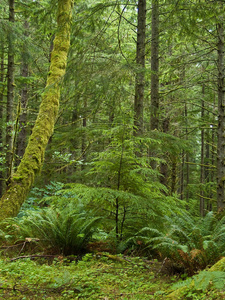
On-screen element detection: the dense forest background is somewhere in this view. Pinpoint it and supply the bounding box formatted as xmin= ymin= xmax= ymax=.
xmin=1 ymin=0 xmax=224 ymax=213
xmin=1 ymin=0 xmax=225 ymax=268
xmin=1 ymin=0 xmax=225 ymax=298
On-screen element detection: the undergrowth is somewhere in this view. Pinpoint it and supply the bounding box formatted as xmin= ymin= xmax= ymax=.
xmin=0 ymin=254 xmax=170 ymax=299
xmin=133 ymin=210 xmax=225 ymax=275
xmin=2 ymin=202 xmax=101 ymax=255
xmin=0 ymin=253 xmax=224 ymax=299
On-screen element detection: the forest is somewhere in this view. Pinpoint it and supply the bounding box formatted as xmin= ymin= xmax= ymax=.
xmin=1 ymin=0 xmax=225 ymax=299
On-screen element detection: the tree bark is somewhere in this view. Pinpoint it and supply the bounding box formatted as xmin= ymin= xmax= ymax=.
xmin=185 ymin=103 xmax=190 ymax=204
xmin=200 ymin=90 xmax=205 ymax=217
xmin=150 ymin=0 xmax=159 ymax=133
xmin=0 ymin=42 xmax=5 ymax=197
xmin=150 ymin=0 xmax=159 ymax=168
xmin=160 ymin=117 xmax=169 ymax=190
xmin=0 ymin=0 xmax=73 ymax=220
xmin=134 ymin=0 xmax=146 ymax=137
xmin=6 ymin=0 xmax=15 ymax=185
xmin=81 ymin=98 xmax=87 ymax=170
xmin=217 ymin=21 xmax=225 ymax=211
xmin=16 ymin=21 xmax=29 ymax=166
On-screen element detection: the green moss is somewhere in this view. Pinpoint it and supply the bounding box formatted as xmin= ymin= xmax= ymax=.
xmin=0 ymin=0 xmax=73 ymax=221
xmin=209 ymin=257 xmax=225 ymax=272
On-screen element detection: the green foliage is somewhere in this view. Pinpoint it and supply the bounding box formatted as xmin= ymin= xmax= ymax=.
xmin=44 ymin=181 xmax=184 ymax=250
xmin=7 ymin=202 xmax=101 ymax=255
xmin=0 ymin=253 xmax=224 ymax=299
xmin=134 ymin=211 xmax=225 ymax=275
xmin=172 ymin=271 xmax=225 ymax=292
xmin=18 ymin=181 xmax=64 ymax=217
xmin=167 ymin=269 xmax=225 ymax=299
xmin=0 ymin=254 xmax=172 ymax=299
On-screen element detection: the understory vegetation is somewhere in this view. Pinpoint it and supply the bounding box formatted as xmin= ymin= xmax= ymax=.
xmin=1 ymin=183 xmax=225 ymax=299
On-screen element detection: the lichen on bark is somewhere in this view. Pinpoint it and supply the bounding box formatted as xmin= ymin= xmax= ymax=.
xmin=0 ymin=0 xmax=73 ymax=220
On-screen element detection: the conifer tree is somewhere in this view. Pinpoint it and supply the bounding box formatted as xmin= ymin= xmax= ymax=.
xmin=134 ymin=0 xmax=146 ymax=137
xmin=217 ymin=19 xmax=225 ymax=211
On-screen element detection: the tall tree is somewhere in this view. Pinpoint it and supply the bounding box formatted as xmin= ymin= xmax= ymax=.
xmin=134 ymin=0 xmax=146 ymax=137
xmin=0 ymin=42 xmax=5 ymax=197
xmin=6 ymin=0 xmax=15 ymax=185
xmin=149 ymin=0 xmax=159 ymax=169
xmin=150 ymin=0 xmax=159 ymax=133
xmin=0 ymin=0 xmax=73 ymax=220
xmin=16 ymin=20 xmax=29 ymax=165
xmin=217 ymin=19 xmax=225 ymax=211
xmin=200 ymin=85 xmax=205 ymax=216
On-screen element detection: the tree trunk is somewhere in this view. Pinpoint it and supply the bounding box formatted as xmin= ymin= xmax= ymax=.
xmin=150 ymin=0 xmax=159 ymax=133
xmin=0 ymin=0 xmax=73 ymax=220
xmin=217 ymin=21 xmax=225 ymax=211
xmin=0 ymin=42 xmax=5 ymax=197
xmin=179 ymin=151 xmax=184 ymax=200
xmin=6 ymin=0 xmax=15 ymax=185
xmin=81 ymin=98 xmax=87 ymax=170
xmin=150 ymin=0 xmax=159 ymax=168
xmin=170 ymin=156 xmax=177 ymax=195
xmin=200 ymin=92 xmax=205 ymax=217
xmin=160 ymin=117 xmax=169 ymax=190
xmin=185 ymin=103 xmax=190 ymax=204
xmin=16 ymin=21 xmax=29 ymax=166
xmin=205 ymin=116 xmax=212 ymax=211
xmin=134 ymin=0 xmax=146 ymax=137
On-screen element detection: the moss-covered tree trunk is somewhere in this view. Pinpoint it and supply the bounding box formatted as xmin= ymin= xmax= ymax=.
xmin=0 ymin=0 xmax=73 ymax=220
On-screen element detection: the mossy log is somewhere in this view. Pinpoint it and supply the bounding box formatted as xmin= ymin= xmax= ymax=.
xmin=0 ymin=0 xmax=73 ymax=220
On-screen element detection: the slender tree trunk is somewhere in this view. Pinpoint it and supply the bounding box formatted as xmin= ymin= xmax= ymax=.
xmin=185 ymin=103 xmax=190 ymax=204
xmin=150 ymin=0 xmax=159 ymax=168
xmin=160 ymin=117 xmax=169 ymax=190
xmin=180 ymin=151 xmax=184 ymax=200
xmin=209 ymin=101 xmax=216 ymax=210
xmin=134 ymin=0 xmax=146 ymax=137
xmin=150 ymin=0 xmax=159 ymax=133
xmin=0 ymin=0 xmax=73 ymax=220
xmin=6 ymin=0 xmax=15 ymax=185
xmin=200 ymin=89 xmax=205 ymax=217
xmin=170 ymin=156 xmax=177 ymax=195
xmin=16 ymin=21 xmax=29 ymax=166
xmin=0 ymin=43 xmax=5 ymax=197
xmin=217 ymin=21 xmax=225 ymax=211
xmin=205 ymin=118 xmax=211 ymax=211
xmin=81 ymin=98 xmax=87 ymax=170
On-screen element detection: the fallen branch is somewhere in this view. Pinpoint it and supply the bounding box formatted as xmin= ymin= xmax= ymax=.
xmin=10 ymin=254 xmax=58 ymax=262
xmin=96 ymin=252 xmax=153 ymax=269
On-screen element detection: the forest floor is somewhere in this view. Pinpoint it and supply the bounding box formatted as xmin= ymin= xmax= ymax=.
xmin=0 ymin=253 xmax=224 ymax=299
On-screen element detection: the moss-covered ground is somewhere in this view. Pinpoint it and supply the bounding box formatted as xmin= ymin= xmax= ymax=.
xmin=0 ymin=253 xmax=225 ymax=299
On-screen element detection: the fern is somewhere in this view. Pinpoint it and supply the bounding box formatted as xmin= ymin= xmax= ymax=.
xmin=171 ymin=271 xmax=225 ymax=292
xmin=134 ymin=211 xmax=225 ymax=274
xmin=9 ymin=203 xmax=101 ymax=255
